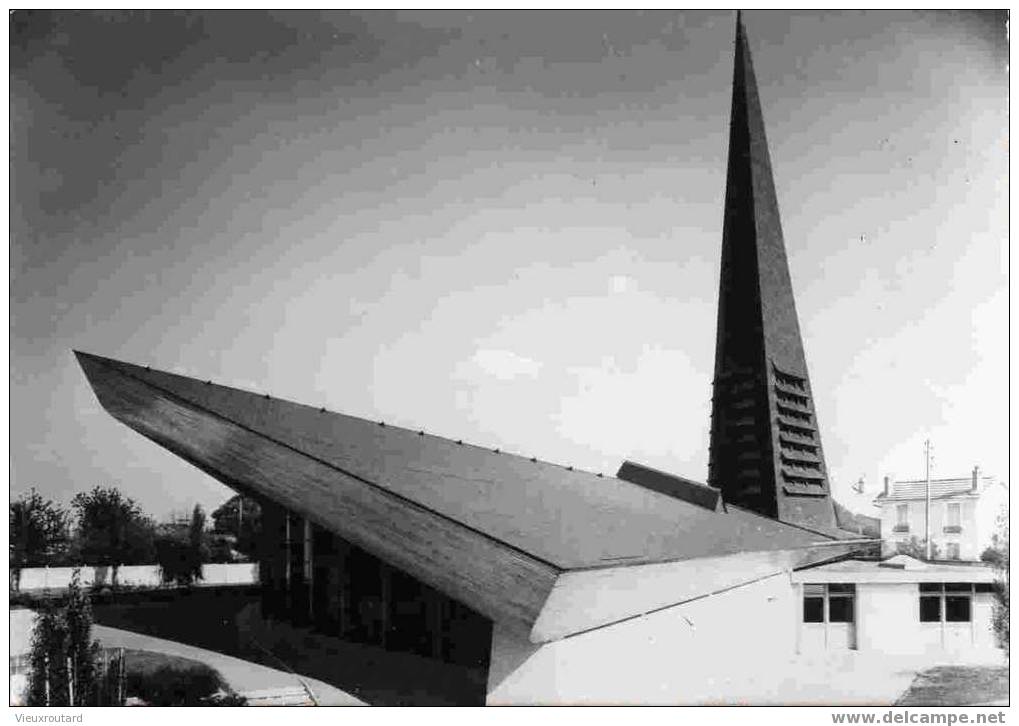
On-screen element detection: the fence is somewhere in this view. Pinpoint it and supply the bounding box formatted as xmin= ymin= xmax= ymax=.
xmin=12 ymin=563 xmax=259 ymax=592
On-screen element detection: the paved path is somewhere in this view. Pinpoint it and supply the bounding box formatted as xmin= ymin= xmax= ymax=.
xmin=11 ymin=609 xmax=364 ymax=706
xmin=92 ymin=625 xmax=365 ymax=705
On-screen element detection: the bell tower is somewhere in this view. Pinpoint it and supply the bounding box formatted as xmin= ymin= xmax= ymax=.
xmin=707 ymin=13 xmax=837 ymax=531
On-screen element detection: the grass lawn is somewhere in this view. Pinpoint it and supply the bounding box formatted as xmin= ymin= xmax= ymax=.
xmin=895 ymin=666 xmax=1009 ymax=706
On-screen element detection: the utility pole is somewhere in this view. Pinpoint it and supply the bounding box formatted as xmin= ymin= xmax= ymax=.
xmin=924 ymin=439 xmax=932 ymax=560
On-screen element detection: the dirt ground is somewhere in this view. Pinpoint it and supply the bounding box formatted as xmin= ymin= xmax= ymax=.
xmin=895 ymin=665 xmax=1009 ymax=706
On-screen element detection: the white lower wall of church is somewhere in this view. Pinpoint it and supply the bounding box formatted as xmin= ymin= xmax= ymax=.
xmin=856 ymin=584 xmax=998 ymax=656
xmin=487 ymin=573 xmax=1003 ymax=704
xmin=487 ymin=572 xmax=797 ymax=705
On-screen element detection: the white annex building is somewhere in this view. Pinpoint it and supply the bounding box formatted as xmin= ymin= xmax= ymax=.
xmin=793 ymin=556 xmax=999 ymax=655
xmin=487 ymin=555 xmax=1000 ymax=704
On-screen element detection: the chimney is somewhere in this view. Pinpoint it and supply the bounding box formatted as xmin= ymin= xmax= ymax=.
xmin=971 ymin=465 xmax=980 ymax=492
xmin=883 ymin=475 xmax=891 ymax=497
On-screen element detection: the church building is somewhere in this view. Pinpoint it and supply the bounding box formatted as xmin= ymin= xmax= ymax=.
xmin=76 ymin=15 xmax=1001 ymax=704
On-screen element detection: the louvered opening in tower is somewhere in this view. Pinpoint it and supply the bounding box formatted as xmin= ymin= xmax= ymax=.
xmin=780 ymin=454 xmax=821 ymax=470
xmin=777 ymin=421 xmax=814 ymax=439
xmin=771 ymin=363 xmax=828 ymax=497
xmin=779 ymin=437 xmax=816 ymax=454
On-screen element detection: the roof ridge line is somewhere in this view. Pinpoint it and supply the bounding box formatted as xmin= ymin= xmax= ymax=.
xmin=76 ymin=351 xmax=615 ymax=483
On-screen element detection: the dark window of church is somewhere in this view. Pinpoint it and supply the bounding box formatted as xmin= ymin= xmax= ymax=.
xmin=803 ymin=597 xmax=824 ymax=623
xmin=802 ymin=583 xmax=854 ymax=623
xmin=945 ymin=596 xmax=971 ymax=622
xmin=828 ymin=596 xmax=854 ymax=623
xmin=918 ymin=583 xmax=973 ymax=623
xmin=919 ymin=596 xmax=941 ymax=622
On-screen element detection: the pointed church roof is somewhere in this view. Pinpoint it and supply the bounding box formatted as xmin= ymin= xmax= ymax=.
xmin=708 ymin=14 xmax=837 ymax=530
xmin=719 ymin=13 xmax=815 ymax=380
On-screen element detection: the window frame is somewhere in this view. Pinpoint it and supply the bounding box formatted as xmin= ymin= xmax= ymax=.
xmin=802 ymin=583 xmax=856 ymax=624
xmin=803 ymin=593 xmax=824 ymax=623
xmin=918 ymin=582 xmax=976 ymax=624
xmin=894 ymin=503 xmax=910 ymax=531
xmin=896 ymin=504 xmax=907 ymax=524
xmin=946 ymin=502 xmax=961 ymax=527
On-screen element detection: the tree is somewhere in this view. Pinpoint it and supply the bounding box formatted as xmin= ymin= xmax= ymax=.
xmin=155 ymin=505 xmax=208 ymax=586
xmin=895 ymin=535 xmax=941 ymax=561
xmin=27 ymin=605 xmax=68 ymax=705
xmin=27 ymin=571 xmax=101 ymax=706
xmin=70 ymin=487 xmax=155 ymax=580
xmin=188 ymin=504 xmax=208 ymax=560
xmin=981 ymin=507 xmax=1009 ymax=657
xmin=154 ymin=535 xmax=200 ymax=586
xmin=211 ymin=495 xmax=261 ymax=559
xmin=10 ymin=489 xmax=70 ymax=572
xmin=833 ymin=500 xmax=880 ymax=538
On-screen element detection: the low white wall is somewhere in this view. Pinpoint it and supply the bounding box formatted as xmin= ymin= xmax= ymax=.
xmin=14 ymin=563 xmax=258 ymax=591
xmin=16 ymin=567 xmax=96 ymax=591
xmin=116 ymin=565 xmax=162 ymax=587
xmin=202 ymin=562 xmax=259 ymax=585
xmin=488 ymin=572 xmax=797 ymax=705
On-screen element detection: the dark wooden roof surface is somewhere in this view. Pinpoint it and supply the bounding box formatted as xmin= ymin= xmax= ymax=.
xmin=77 ymin=352 xmax=842 ymax=571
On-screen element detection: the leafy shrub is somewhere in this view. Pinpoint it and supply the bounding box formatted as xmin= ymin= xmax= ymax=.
xmin=127 ymin=663 xmax=222 ymax=705
xmin=119 ymin=652 xmax=234 ymax=706
xmin=982 ymin=509 xmax=1009 ymax=657
xmin=895 ymin=535 xmax=940 ymax=561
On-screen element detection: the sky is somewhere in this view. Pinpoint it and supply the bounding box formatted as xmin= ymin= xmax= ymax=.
xmin=11 ymin=10 xmax=1008 ymax=521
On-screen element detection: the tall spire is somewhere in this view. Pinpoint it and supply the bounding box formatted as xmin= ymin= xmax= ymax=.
xmin=707 ymin=13 xmax=836 ymax=531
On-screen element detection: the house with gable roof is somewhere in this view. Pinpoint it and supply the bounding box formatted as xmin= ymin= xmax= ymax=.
xmin=873 ymin=468 xmax=1007 ymax=561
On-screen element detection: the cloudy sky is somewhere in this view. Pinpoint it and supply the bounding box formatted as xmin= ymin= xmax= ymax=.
xmin=11 ymin=10 xmax=1008 ymax=520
